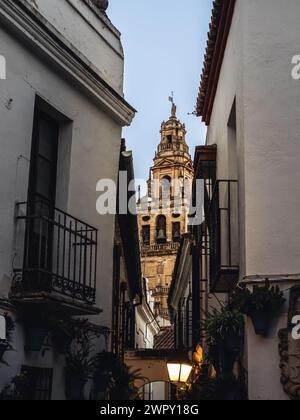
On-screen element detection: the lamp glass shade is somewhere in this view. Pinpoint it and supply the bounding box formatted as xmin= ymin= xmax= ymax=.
xmin=179 ymin=364 xmax=193 ymax=383
xmin=167 ymin=362 xmax=193 ymax=384
xmin=167 ymin=363 xmax=181 ymax=383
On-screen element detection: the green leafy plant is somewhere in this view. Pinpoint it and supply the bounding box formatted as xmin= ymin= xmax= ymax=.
xmin=51 ymin=318 xmax=94 ymax=354
xmin=66 ymin=343 xmax=96 ymax=380
xmin=65 ymin=321 xmax=101 ymax=400
xmin=230 ymin=282 xmax=286 ymax=315
xmin=65 ymin=344 xmax=95 ymax=400
xmin=204 ymin=307 xmax=244 ymax=342
xmin=94 ymin=352 xmax=144 ymax=400
xmin=0 ymin=371 xmax=30 ymax=401
xmin=51 ymin=318 xmax=92 ymax=340
xmin=230 ymin=282 xmax=286 ymax=336
xmin=203 ymin=307 xmax=244 ymax=375
xmin=184 ymin=372 xmax=247 ymax=401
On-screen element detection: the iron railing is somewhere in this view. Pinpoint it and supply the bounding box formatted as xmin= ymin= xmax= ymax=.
xmin=141 ymin=242 xmax=180 ymax=256
xmin=152 ymin=286 xmax=170 ymax=297
xmin=13 ymin=201 xmax=98 ymax=305
xmin=209 ymin=180 xmax=239 ymax=291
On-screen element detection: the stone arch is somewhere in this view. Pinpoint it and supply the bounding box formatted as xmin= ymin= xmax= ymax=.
xmin=161 ymin=176 xmax=172 ymax=199
xmin=156 ymin=215 xmax=167 ymax=243
xmin=125 ymin=351 xmax=170 ymax=389
xmin=125 ymin=349 xmax=190 ymax=389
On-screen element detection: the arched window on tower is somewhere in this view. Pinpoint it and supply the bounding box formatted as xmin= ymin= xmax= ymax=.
xmin=161 ymin=176 xmax=172 ymax=200
xmin=142 ymin=225 xmax=150 ymax=245
xmin=172 ymin=222 xmax=181 ymax=243
xmin=156 ymin=215 xmax=167 ymax=243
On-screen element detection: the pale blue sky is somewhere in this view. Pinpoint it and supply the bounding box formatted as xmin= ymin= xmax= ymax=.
xmin=109 ymin=0 xmax=212 ymax=180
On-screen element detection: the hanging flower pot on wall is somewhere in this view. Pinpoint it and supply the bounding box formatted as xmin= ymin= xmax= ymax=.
xmin=249 ymin=309 xmax=271 ymax=336
xmin=25 ymin=327 xmax=48 ymax=352
xmin=230 ymin=282 xmax=286 ymax=337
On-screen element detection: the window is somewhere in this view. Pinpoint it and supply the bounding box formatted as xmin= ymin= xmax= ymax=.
xmin=25 ymin=108 xmax=59 ymax=283
xmin=172 ymin=222 xmax=181 ymax=242
xmin=161 ymin=176 xmax=172 ymax=200
xmin=142 ymin=225 xmax=150 ymax=245
xmin=19 ymin=366 xmax=53 ymax=400
xmin=124 ymin=303 xmax=135 ymax=350
xmin=156 ymin=215 xmax=167 ymax=243
xmin=28 ymin=108 xmax=59 ymax=206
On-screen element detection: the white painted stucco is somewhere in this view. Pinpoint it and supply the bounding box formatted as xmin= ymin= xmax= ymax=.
xmin=205 ymin=0 xmax=300 ymax=400
xmin=0 ymin=0 xmax=134 ymax=399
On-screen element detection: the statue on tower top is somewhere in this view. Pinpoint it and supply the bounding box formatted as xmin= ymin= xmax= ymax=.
xmin=168 ymin=92 xmax=177 ymax=118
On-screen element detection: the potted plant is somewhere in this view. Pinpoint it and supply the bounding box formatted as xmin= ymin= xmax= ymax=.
xmin=0 ymin=371 xmax=31 ymax=400
xmin=205 ymin=308 xmax=244 ymax=353
xmin=65 ymin=323 xmax=97 ymax=401
xmin=93 ymin=352 xmax=143 ymax=401
xmin=183 ymin=371 xmax=219 ymax=401
xmin=204 ymin=307 xmax=244 ymax=374
xmin=183 ymin=371 xmax=247 ymax=401
xmin=48 ymin=316 xmax=93 ymax=355
xmin=65 ymin=348 xmax=95 ymax=400
xmin=231 ymin=282 xmax=285 ymax=336
xmin=0 ymin=314 xmax=15 ymax=366
xmin=25 ymin=324 xmax=49 ymax=352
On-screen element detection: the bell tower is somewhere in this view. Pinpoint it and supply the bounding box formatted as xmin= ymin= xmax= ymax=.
xmin=138 ymin=99 xmax=194 ymax=322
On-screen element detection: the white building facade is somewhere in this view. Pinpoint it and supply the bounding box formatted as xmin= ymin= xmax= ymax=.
xmin=0 ymin=0 xmax=135 ymax=400
xmin=196 ymin=0 xmax=300 ymax=400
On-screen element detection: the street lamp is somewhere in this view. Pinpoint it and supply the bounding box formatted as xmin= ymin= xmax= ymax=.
xmin=167 ymin=361 xmax=193 ymax=384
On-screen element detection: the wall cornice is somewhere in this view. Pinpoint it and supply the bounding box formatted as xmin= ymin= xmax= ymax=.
xmin=0 ymin=0 xmax=136 ymax=126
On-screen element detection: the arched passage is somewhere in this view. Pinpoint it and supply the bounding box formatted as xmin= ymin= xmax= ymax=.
xmin=125 ymin=349 xmax=190 ymax=389
xmin=139 ymin=381 xmax=171 ymax=401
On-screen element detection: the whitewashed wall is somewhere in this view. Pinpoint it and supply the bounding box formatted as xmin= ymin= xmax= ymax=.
xmin=205 ymin=0 xmax=300 ymax=400
xmin=0 ymin=0 xmax=134 ymax=399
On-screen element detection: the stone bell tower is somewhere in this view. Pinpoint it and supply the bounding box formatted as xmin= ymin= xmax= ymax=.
xmin=138 ymin=99 xmax=194 ymax=321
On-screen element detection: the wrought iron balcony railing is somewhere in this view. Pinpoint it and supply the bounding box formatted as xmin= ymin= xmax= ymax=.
xmin=152 ymin=286 xmax=170 ymax=297
xmin=141 ymin=242 xmax=180 ymax=256
xmin=13 ymin=201 xmax=98 ymax=306
xmin=209 ymin=180 xmax=239 ymax=292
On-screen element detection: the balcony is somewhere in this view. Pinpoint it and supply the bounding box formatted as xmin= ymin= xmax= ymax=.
xmin=152 ymin=286 xmax=170 ymax=297
xmin=141 ymin=242 xmax=180 ymax=257
xmin=209 ymin=181 xmax=239 ymax=292
xmin=11 ymin=202 xmax=100 ymax=315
